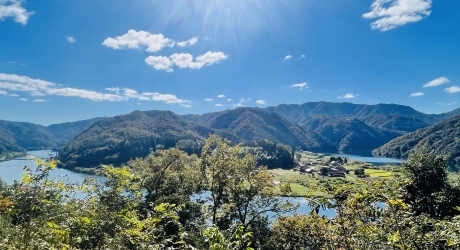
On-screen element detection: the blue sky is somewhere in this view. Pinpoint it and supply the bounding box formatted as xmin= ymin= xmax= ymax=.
xmin=0 ymin=0 xmax=459 ymax=125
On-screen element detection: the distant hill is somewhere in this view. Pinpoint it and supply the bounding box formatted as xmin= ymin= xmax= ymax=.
xmin=264 ymin=102 xmax=450 ymax=153
xmin=47 ymin=117 xmax=106 ymax=143
xmin=0 ymin=120 xmax=58 ymax=151
xmin=301 ymin=117 xmax=400 ymax=153
xmin=373 ymin=114 xmax=460 ymax=170
xmin=182 ymin=108 xmax=336 ymax=152
xmin=265 ymin=102 xmax=441 ymax=127
xmin=0 ymin=117 xmax=105 ymax=160
xmin=2 ymin=101 xmax=459 ymax=165
xmin=58 ymin=110 xmax=215 ymax=168
xmin=58 ymin=108 xmax=337 ymax=169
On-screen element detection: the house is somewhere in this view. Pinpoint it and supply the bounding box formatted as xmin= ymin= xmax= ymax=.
xmin=322 ymin=166 xmax=346 ymax=177
xmin=327 ymin=168 xmax=345 ymax=177
xmin=299 ymin=165 xmax=316 ymax=174
xmin=334 ymin=165 xmax=347 ymax=172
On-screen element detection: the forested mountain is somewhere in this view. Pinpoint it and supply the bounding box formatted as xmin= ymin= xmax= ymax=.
xmin=300 ymin=117 xmax=401 ymax=152
xmin=263 ymin=102 xmax=455 ymax=153
xmin=0 ymin=118 xmax=105 ymax=160
xmin=265 ymin=102 xmax=446 ymax=126
xmin=2 ymin=101 xmax=459 ymax=165
xmin=47 ymin=117 xmax=106 ymax=143
xmin=58 ymin=110 xmax=214 ymax=168
xmin=0 ymin=120 xmax=58 ymax=159
xmin=373 ymin=114 xmax=460 ymax=170
xmin=182 ymin=108 xmax=336 ymax=152
xmin=58 ymin=108 xmax=337 ymax=169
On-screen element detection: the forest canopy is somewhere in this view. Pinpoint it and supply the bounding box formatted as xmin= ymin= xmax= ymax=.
xmin=1 ymin=136 xmax=460 ymax=249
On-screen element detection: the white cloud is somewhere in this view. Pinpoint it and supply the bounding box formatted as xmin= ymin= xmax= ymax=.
xmin=146 ymin=51 xmax=228 ymax=71
xmin=363 ymin=0 xmax=432 ymax=31
xmin=423 ymin=77 xmax=449 ymax=87
xmin=105 ymin=87 xmax=120 ymax=94
xmin=338 ymin=93 xmax=359 ymax=99
xmin=19 ymin=97 xmax=27 ymax=101
xmin=8 ymin=93 xmax=18 ymax=96
xmin=145 ymin=56 xmax=174 ymax=71
xmin=176 ymin=37 xmax=198 ymax=47
xmin=284 ymin=55 xmax=292 ymax=60
xmin=227 ymin=98 xmax=232 ymax=101
xmin=291 ymin=82 xmax=309 ymax=90
xmin=196 ymin=51 xmax=228 ymax=65
xmin=0 ymin=90 xmax=7 ymax=95
xmin=215 ymin=104 xmax=224 ymax=107
xmin=170 ymin=53 xmax=204 ymax=69
xmin=444 ymin=86 xmax=460 ymax=94
xmin=33 ymin=99 xmax=48 ymax=102
xmin=300 ymin=55 xmax=305 ymax=59
xmin=0 ymin=0 xmax=34 ymax=25
xmin=0 ymin=73 xmax=191 ymax=106
xmin=410 ymin=92 xmax=424 ymax=97
xmin=256 ymin=100 xmax=266 ymax=105
xmin=66 ymin=36 xmax=76 ymax=43
xmin=204 ymin=98 xmax=213 ymax=101
xmin=102 ymin=30 xmax=173 ymax=52
xmin=233 ymin=103 xmax=244 ymax=107
xmin=438 ymin=102 xmax=457 ymax=106
xmin=218 ymin=94 xmax=226 ymax=98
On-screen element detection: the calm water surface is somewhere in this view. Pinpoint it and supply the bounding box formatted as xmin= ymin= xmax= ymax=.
xmin=0 ymin=150 xmax=104 ymax=185
xmin=330 ymin=153 xmax=402 ymax=166
xmin=0 ymin=150 xmax=341 ymax=217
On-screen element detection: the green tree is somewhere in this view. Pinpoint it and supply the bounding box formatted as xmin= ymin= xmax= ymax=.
xmin=200 ymin=135 xmax=295 ymax=245
xmin=402 ymin=149 xmax=460 ymax=219
xmin=128 ymin=148 xmax=205 ymax=233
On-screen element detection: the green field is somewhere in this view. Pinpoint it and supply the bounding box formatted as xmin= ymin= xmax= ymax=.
xmin=269 ymin=167 xmax=395 ymax=197
xmin=365 ymin=169 xmax=393 ymax=178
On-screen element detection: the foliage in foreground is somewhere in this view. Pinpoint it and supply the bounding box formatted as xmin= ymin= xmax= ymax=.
xmin=1 ymin=137 xmax=460 ymax=249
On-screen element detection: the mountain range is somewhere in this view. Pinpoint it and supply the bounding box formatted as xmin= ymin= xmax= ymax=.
xmin=1 ymin=102 xmax=459 ymax=169
xmin=0 ymin=117 xmax=104 ymax=160
xmin=373 ymin=114 xmax=460 ymax=170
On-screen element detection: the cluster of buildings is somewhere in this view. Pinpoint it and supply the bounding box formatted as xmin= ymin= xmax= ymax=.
xmin=298 ymin=160 xmax=347 ymax=177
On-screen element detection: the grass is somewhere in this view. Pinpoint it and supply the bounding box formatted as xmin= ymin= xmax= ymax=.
xmin=268 ymin=166 xmax=395 ymax=197
xmin=270 ymin=151 xmax=399 ymax=197
xmin=365 ymin=169 xmax=393 ymax=178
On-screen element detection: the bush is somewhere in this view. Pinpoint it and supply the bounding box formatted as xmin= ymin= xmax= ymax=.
xmin=354 ymin=169 xmax=366 ymax=178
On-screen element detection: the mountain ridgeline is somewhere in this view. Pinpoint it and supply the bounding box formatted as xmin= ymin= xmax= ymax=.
xmin=57 ymin=102 xmax=460 ymax=169
xmin=57 ymin=108 xmax=336 ymax=169
xmin=0 ymin=117 xmax=105 ymax=160
xmin=373 ymin=114 xmax=460 ymax=171
xmin=2 ymin=101 xmax=459 ymax=169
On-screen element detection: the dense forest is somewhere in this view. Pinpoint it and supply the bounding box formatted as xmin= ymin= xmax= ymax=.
xmin=0 ymin=118 xmax=105 ymax=160
xmin=3 ymin=102 xmax=460 ymax=169
xmin=57 ymin=109 xmax=329 ymax=170
xmin=1 ymin=135 xmax=460 ymax=249
xmin=57 ymin=103 xmax=460 ymax=170
xmin=373 ymin=114 xmax=460 ymax=171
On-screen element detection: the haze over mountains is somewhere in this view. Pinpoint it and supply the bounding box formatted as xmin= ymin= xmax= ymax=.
xmin=1 ymin=102 xmax=459 ymax=169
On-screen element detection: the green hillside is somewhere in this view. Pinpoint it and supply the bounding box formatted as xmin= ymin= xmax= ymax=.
xmin=58 ymin=108 xmax=337 ymax=169
xmin=373 ymin=115 xmax=460 ymax=170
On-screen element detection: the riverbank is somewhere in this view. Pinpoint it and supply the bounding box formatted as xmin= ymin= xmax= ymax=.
xmin=0 ymin=151 xmax=26 ymax=162
xmin=72 ymin=166 xmax=105 ymax=176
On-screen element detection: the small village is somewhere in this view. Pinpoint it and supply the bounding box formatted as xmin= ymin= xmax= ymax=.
xmin=268 ymin=151 xmax=397 ymax=196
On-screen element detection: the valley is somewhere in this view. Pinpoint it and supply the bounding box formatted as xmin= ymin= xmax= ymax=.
xmin=2 ymin=101 xmax=459 ymax=172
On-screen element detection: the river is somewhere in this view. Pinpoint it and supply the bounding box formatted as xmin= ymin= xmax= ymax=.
xmin=329 ymin=153 xmax=402 ymax=166
xmin=0 ymin=150 xmax=104 ymax=185
xmin=0 ymin=150 xmax=397 ymax=218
